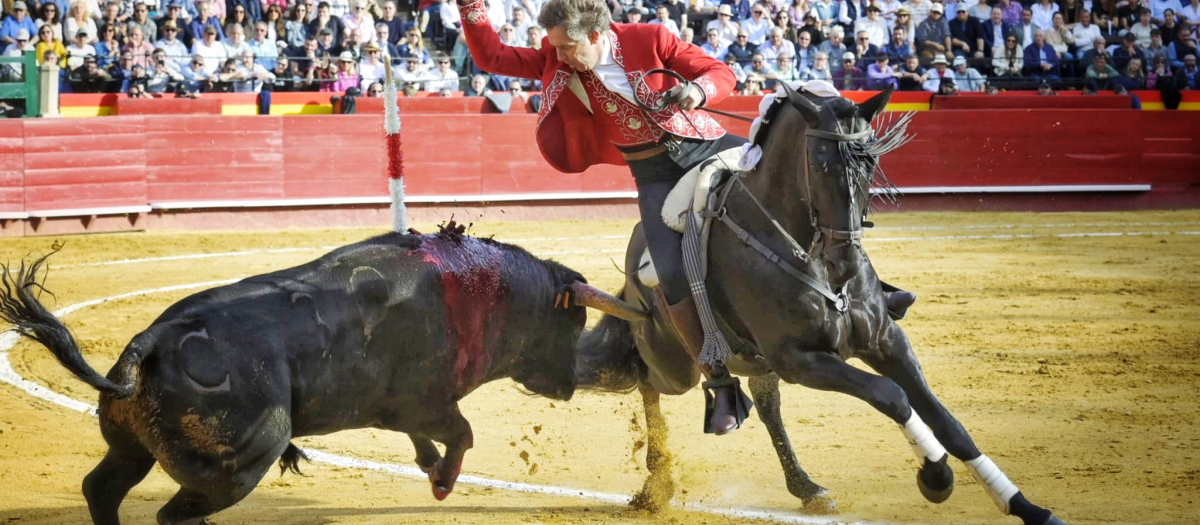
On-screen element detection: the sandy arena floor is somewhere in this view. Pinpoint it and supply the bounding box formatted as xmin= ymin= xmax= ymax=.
xmin=1 ymin=210 xmax=1198 ymax=525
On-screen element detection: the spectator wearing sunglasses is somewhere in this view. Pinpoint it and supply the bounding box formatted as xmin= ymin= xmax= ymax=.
xmin=739 ymin=2 xmax=772 ymax=45
xmin=155 ymin=21 xmax=189 ymax=69
xmin=725 ymin=30 xmax=758 ymax=64
xmin=423 ymin=54 xmax=459 ymax=92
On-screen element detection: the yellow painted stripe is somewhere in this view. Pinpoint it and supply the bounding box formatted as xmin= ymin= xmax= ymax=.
xmin=1179 ymin=102 xmax=1200 ymax=110
xmin=220 ymin=104 xmax=259 ymax=116
xmin=886 ymin=102 xmax=930 ymax=112
xmin=1140 ymin=102 xmax=1165 ymax=110
xmin=60 ymin=106 xmax=115 ymax=118
xmin=269 ymin=103 xmax=334 ymax=115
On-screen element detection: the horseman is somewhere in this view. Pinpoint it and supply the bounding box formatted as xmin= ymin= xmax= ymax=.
xmin=455 ymin=0 xmax=915 ymax=435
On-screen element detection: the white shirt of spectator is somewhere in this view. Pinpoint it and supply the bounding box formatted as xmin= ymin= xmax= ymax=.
xmin=425 ymin=66 xmax=460 ymax=92
xmin=487 ymin=0 xmax=507 ymax=31
xmin=759 ymin=37 xmax=796 ymax=60
xmin=343 ymin=11 xmax=377 ymax=44
xmin=191 ymin=39 xmax=228 ymax=74
xmin=922 ymin=67 xmax=956 ymax=91
xmin=740 ymin=14 xmax=773 ymax=46
xmin=1149 ymin=0 xmax=1184 ymax=22
xmin=396 ymin=64 xmax=434 ymax=90
xmin=65 ymin=43 xmax=96 ymax=69
xmin=878 ymin=0 xmax=902 ymax=21
xmin=567 ymin=33 xmax=637 ymax=114
xmin=706 ymin=18 xmax=741 ymax=47
xmin=360 ymin=58 xmax=386 ymax=89
xmin=1182 ymin=1 xmax=1200 ymax=24
xmin=147 ymin=61 xmax=185 ymax=93
xmin=156 ymin=37 xmax=189 ymax=69
xmin=1030 ymin=1 xmax=1059 ymax=30
xmin=328 ymin=0 xmax=351 ymax=18
xmin=651 ymin=17 xmax=681 ymax=38
xmin=1072 ymin=22 xmax=1101 ymax=49
xmin=511 ymin=15 xmax=533 ymax=46
xmin=858 ymin=15 xmax=888 ymax=47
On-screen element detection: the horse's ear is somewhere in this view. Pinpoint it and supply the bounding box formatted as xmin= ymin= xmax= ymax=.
xmin=780 ymin=82 xmax=821 ymax=127
xmin=857 ymin=86 xmax=893 ymax=123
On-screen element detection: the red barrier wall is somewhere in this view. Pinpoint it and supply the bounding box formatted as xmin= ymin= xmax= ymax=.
xmin=1 ymin=108 xmax=1197 ymax=230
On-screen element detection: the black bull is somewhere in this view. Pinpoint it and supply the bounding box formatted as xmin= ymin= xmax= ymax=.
xmin=0 ymin=227 xmax=643 ymax=525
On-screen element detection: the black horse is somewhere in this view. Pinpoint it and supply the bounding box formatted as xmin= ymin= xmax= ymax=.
xmin=577 ymin=84 xmax=1067 ymax=525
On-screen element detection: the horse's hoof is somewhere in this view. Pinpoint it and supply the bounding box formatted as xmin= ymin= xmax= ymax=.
xmin=801 ymin=488 xmax=836 ymax=514
xmin=917 ymin=454 xmax=954 ymax=504
xmin=629 ymin=474 xmax=674 ymax=512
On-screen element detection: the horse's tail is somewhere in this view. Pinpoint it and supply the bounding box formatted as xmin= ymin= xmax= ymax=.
xmin=0 ymin=252 xmax=147 ymax=399
xmin=575 ymin=290 xmax=642 ymax=393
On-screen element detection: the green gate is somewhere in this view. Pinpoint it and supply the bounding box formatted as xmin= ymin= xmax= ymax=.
xmin=0 ymin=51 xmax=41 ymax=117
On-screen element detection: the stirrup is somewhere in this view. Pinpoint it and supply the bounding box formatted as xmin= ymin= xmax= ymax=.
xmin=700 ymin=371 xmax=754 ymax=435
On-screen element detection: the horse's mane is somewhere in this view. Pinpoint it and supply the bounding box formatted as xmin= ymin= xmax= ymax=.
xmin=754 ymin=91 xmax=916 ymax=214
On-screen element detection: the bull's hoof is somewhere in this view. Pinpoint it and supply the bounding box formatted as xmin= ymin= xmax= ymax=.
xmin=917 ymin=454 xmax=954 ymax=504
xmin=1039 ymin=515 xmax=1068 ymax=525
xmin=431 ymin=483 xmax=453 ymax=501
xmin=800 ymin=487 xmax=836 ymax=514
xmin=428 ymin=459 xmax=462 ymax=501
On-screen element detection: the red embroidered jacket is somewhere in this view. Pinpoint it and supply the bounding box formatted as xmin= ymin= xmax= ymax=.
xmin=457 ymin=0 xmax=737 ymax=173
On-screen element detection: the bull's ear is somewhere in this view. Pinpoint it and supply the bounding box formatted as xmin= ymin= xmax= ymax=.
xmin=781 ymin=82 xmax=821 ymax=127
xmin=858 ymin=86 xmax=893 ymax=123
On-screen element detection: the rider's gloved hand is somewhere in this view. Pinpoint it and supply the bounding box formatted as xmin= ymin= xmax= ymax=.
xmin=663 ymin=82 xmax=704 ymax=111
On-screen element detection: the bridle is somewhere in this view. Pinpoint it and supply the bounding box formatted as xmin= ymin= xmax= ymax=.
xmin=632 ymin=71 xmax=875 ymax=313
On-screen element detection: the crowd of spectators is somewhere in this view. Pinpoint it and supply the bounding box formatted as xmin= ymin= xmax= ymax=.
xmin=0 ymin=0 xmax=1196 ymax=100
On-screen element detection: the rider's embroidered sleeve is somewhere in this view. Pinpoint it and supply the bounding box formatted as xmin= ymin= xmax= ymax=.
xmin=654 ymin=24 xmax=737 ymax=106
xmin=456 ymin=0 xmax=545 ymax=80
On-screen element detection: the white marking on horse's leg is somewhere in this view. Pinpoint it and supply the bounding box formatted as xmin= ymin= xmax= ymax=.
xmin=965 ymin=454 xmax=1020 ymax=514
xmin=899 ymin=411 xmax=948 ymax=464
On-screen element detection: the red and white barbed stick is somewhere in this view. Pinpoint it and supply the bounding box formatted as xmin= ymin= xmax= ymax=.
xmin=383 ymin=59 xmax=407 ymax=232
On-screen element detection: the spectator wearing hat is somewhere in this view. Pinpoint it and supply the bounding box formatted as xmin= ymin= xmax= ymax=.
xmin=892 ymin=7 xmax=915 ymax=47
xmin=157 ymin=0 xmax=187 ymax=44
xmin=155 ymin=20 xmax=189 ymax=68
xmin=1022 ymin=29 xmax=1061 ymax=80
xmin=707 ymin=4 xmax=741 ymax=45
xmin=916 ymin=2 xmax=952 ymax=62
xmin=423 ymin=53 xmax=458 ymax=92
xmin=866 ymin=52 xmax=897 ymax=88
xmin=1030 ymin=0 xmax=1059 ymax=30
xmin=800 ymin=50 xmax=833 ymax=80
xmin=860 ymin=2 xmax=889 ymax=46
xmin=1 ymin=2 xmax=38 ymax=47
xmin=948 ymin=4 xmax=984 ymax=59
xmin=248 ymin=22 xmax=278 ymax=69
xmin=895 ymin=54 xmax=927 ymax=89
xmin=883 ymin=26 xmax=910 ymax=64
xmin=1036 ymin=78 xmax=1056 ymax=94
xmin=1014 ymin=7 xmax=1041 ymax=48
xmin=188 ymin=1 xmax=226 ymax=45
xmin=922 ymin=54 xmax=956 ymax=90
xmin=834 ymin=50 xmax=865 ymax=89
xmin=624 ymin=6 xmax=646 ymax=24
xmin=0 ymin=28 xmax=32 ymax=81
xmin=1113 ymin=31 xmax=1147 ymax=72
xmin=700 ymin=27 xmax=728 ymax=58
xmin=952 ymin=54 xmax=985 ymax=90
xmin=819 ymin=24 xmax=848 ymax=56
xmin=191 ymin=23 xmax=228 ymax=73
xmin=740 ymin=2 xmax=772 ymax=45
xmin=726 ymin=29 xmax=758 ymax=64
xmin=315 ymin=27 xmax=341 ymax=55
xmin=65 ymin=29 xmax=97 ymax=69
xmin=357 ymin=40 xmax=385 ymax=87
xmin=309 ymin=2 xmax=347 ymax=49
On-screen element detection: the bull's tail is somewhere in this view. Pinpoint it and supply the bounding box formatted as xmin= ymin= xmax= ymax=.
xmin=575 ymin=290 xmax=642 ymax=393
xmin=0 ymin=251 xmax=145 ymax=399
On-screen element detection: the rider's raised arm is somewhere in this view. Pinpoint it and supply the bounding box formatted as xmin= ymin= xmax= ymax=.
xmin=456 ymin=0 xmax=547 ymax=81
xmin=653 ymin=23 xmax=737 ymax=107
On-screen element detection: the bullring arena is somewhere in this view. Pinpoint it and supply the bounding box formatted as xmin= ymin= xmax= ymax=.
xmin=3 ymin=65 xmax=1200 ymax=525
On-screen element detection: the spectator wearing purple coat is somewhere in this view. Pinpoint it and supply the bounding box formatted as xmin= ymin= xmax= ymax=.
xmin=834 ymin=50 xmax=866 ymax=89
xmin=866 ymin=53 xmax=898 ymax=89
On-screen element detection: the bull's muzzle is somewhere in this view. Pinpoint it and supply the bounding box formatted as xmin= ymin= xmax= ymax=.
xmin=569 ymin=282 xmax=648 ymax=322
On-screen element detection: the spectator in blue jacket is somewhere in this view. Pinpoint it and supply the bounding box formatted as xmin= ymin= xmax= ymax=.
xmin=187 ymin=1 xmax=226 ymax=45
xmin=1 ymin=2 xmax=38 ymax=48
xmin=1022 ymin=29 xmax=1061 ymax=80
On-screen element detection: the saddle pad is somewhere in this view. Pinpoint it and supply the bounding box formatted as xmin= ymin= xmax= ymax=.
xmin=660 ymin=147 xmax=745 ymax=233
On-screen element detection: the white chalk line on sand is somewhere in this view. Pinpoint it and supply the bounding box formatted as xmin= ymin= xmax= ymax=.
xmin=0 ymin=281 xmax=882 ymax=525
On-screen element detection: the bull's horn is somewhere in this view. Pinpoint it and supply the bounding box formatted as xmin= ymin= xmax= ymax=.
xmin=570 ymin=282 xmax=648 ymax=322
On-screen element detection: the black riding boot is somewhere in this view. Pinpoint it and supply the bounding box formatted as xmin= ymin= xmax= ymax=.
xmin=654 ymin=288 xmax=752 ymax=435
xmin=881 ymin=281 xmax=917 ymax=320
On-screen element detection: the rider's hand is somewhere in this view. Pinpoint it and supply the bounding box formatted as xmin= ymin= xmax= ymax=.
xmin=665 ymin=83 xmax=703 ymax=111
